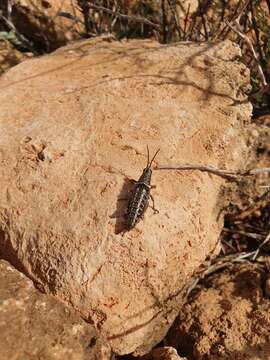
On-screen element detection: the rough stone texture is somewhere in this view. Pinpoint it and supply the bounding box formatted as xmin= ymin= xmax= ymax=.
xmin=0 ymin=37 xmax=251 ymax=355
xmin=167 ymin=263 xmax=270 ymax=359
xmin=0 ymin=260 xmax=111 ymax=360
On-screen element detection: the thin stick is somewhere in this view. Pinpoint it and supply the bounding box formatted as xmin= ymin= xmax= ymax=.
xmin=183 ymin=3 xmax=190 ymax=41
xmin=7 ymin=0 xmax=13 ymax=20
xmin=250 ymin=1 xmax=265 ymax=63
xmin=225 ymin=19 xmax=268 ymax=90
xmin=248 ymin=167 xmax=270 ymax=175
xmin=222 ymin=238 xmax=237 ymax=252
xmin=168 ymin=0 xmax=183 ymax=40
xmin=79 ymin=0 xmax=91 ymax=35
xmin=155 ymin=164 xmax=270 ymax=180
xmin=235 ymin=0 xmax=252 ymax=22
xmin=187 ymin=250 xmax=258 ymax=296
xmin=88 ymin=4 xmax=161 ymax=31
xmin=187 ymin=229 xmax=270 ymax=296
xmin=198 ymin=0 xmax=209 ymax=41
xmin=252 ymin=231 xmax=270 ymax=260
xmin=110 ymin=2 xmax=119 ymax=32
xmin=218 ymin=0 xmax=244 ymax=39
xmin=201 ymin=13 xmax=209 ymax=41
xmin=161 ymin=0 xmax=167 ymax=43
xmin=223 ymin=228 xmax=265 ymax=240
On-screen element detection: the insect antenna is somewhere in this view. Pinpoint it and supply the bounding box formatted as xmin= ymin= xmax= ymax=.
xmin=146 ymin=145 xmax=150 ymax=167
xmin=149 ymin=148 xmax=160 ymax=168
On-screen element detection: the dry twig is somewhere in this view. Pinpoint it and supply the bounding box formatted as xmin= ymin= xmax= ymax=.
xmin=222 ymin=228 xmax=265 ymax=240
xmin=161 ymin=0 xmax=168 ymax=43
xmin=155 ymin=164 xmax=270 ymax=180
xmin=187 ymin=250 xmax=265 ymax=296
xmin=7 ymin=0 xmax=13 ymax=20
xmin=252 ymin=231 xmax=270 ymax=260
xmin=88 ymin=4 xmax=161 ymax=31
xmin=167 ymin=0 xmax=183 ymax=40
xmin=225 ymin=19 xmax=269 ymax=91
xmin=183 ymin=3 xmax=190 ymax=40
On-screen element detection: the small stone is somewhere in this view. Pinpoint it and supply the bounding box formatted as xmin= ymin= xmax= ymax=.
xmin=151 ymin=346 xmax=187 ymax=360
xmin=250 ymin=129 xmax=260 ymax=138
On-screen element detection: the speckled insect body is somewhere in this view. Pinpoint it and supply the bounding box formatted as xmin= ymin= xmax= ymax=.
xmin=126 ymin=147 xmax=160 ymax=230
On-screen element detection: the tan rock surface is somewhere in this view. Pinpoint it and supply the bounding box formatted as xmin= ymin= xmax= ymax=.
xmin=0 ymin=259 xmax=111 ymax=360
xmin=0 ymin=37 xmax=251 ymax=355
xmin=167 ymin=263 xmax=270 ymax=359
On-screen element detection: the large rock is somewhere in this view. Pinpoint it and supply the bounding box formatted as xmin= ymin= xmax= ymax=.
xmin=0 ymin=37 xmax=251 ymax=355
xmin=0 ymin=260 xmax=110 ymax=360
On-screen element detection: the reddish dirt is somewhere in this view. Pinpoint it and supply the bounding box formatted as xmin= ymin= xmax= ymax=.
xmin=167 ymin=262 xmax=270 ymax=360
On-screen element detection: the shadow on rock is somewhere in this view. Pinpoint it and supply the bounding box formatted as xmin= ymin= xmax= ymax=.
xmin=110 ymin=178 xmax=135 ymax=235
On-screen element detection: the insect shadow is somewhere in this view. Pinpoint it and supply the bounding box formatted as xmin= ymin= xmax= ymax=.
xmin=110 ymin=177 xmax=136 ymax=235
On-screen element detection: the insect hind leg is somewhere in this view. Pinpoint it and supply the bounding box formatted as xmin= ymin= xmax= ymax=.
xmin=149 ymin=194 xmax=159 ymax=214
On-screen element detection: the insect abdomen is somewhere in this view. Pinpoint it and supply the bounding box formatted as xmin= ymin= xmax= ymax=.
xmin=127 ymin=185 xmax=149 ymax=229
